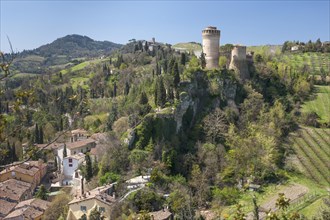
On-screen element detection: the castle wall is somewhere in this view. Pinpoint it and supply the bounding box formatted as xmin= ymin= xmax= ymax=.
xmin=202 ymin=27 xmax=220 ymax=69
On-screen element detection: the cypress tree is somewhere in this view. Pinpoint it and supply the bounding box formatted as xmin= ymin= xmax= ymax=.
xmin=200 ymin=51 xmax=206 ymax=69
xmin=157 ymin=77 xmax=166 ymax=107
xmin=35 ymin=123 xmax=39 ymax=144
xmin=154 ymin=80 xmax=158 ymax=106
xmin=173 ymin=62 xmax=180 ymax=88
xmin=139 ymin=91 xmax=149 ymax=105
xmin=39 ymin=125 xmax=44 ymax=144
xmin=12 ymin=143 xmax=17 ymax=162
xmin=113 ymin=82 xmax=117 ymax=97
xmin=85 ymin=153 xmax=93 ymax=181
xmin=124 ymin=81 xmax=130 ymax=95
xmin=63 ymin=144 xmax=67 ymax=158
xmin=180 ymin=53 xmax=186 ymax=66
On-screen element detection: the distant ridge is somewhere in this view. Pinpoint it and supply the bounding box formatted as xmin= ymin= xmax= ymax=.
xmin=12 ymin=35 xmax=122 ymax=74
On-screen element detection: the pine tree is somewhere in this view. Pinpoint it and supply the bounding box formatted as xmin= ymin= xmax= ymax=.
xmin=85 ymin=153 xmax=93 ymax=181
xmin=34 ymin=123 xmax=39 ymax=144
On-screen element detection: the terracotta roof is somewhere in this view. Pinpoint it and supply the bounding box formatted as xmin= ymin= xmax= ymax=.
xmin=35 ymin=142 xmax=64 ymax=150
xmin=149 ymin=209 xmax=172 ymax=220
xmin=4 ymin=206 xmax=43 ymax=219
xmin=0 ymin=179 xmax=32 ymax=201
xmin=68 ymin=184 xmax=116 ymax=206
xmin=12 ymin=165 xmax=39 ymax=177
xmin=0 ymin=200 xmax=17 ymax=218
xmin=14 ymin=198 xmax=50 ymax=211
xmin=65 ymin=138 xmax=95 ymax=150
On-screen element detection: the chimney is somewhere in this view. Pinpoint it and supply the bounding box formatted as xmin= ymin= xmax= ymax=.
xmin=112 ymin=192 xmax=116 ymax=199
xmin=80 ymin=178 xmax=84 ymax=196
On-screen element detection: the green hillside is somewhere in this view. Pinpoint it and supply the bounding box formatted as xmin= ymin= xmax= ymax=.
xmin=302 ymin=85 xmax=330 ymax=123
xmin=274 ymin=52 xmax=330 ymax=75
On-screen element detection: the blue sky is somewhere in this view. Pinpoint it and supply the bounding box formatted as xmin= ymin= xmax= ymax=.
xmin=0 ymin=0 xmax=329 ymax=52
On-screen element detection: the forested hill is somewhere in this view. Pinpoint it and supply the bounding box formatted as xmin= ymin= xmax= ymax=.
xmin=11 ymin=35 xmax=122 ymax=74
xmin=21 ymin=34 xmax=122 ymax=58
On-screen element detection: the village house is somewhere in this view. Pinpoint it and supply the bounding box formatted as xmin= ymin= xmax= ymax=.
xmin=0 ymin=179 xmax=33 ymax=218
xmin=56 ymin=138 xmax=96 ymax=166
xmin=4 ymin=198 xmax=50 ymax=220
xmin=0 ymin=160 xmax=47 ymax=191
xmin=62 ymin=153 xmax=85 ymax=186
xmin=66 ymin=184 xmax=116 ymax=220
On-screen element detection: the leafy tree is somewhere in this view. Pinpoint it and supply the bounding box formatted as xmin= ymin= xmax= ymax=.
xmin=42 ymin=193 xmax=70 ymax=220
xmin=35 ymin=184 xmax=49 ymax=200
xmin=202 ymin=108 xmax=228 ymax=143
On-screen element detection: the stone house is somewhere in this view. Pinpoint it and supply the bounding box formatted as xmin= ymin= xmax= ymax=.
xmin=0 ymin=160 xmax=47 ymax=191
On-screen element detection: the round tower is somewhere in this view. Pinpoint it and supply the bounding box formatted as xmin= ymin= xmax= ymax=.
xmin=202 ymin=26 xmax=221 ymax=69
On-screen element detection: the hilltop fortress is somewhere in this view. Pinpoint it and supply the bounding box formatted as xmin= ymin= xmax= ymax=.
xmin=202 ymin=26 xmax=250 ymax=80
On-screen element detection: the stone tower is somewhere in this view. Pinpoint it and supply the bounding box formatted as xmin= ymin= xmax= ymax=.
xmin=229 ymin=45 xmax=250 ymax=80
xmin=202 ymin=26 xmax=221 ymax=69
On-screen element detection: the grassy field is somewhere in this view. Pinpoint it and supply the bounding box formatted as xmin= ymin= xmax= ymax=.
xmin=172 ymin=42 xmax=202 ymax=52
xmin=287 ymin=126 xmax=330 ymax=186
xmin=302 ymin=85 xmax=330 ymax=123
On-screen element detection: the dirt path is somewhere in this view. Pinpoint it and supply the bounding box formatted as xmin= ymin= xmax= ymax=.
xmin=247 ymin=183 xmax=309 ymax=219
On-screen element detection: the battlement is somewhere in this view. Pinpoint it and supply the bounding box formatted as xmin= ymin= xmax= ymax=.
xmin=202 ymin=26 xmax=220 ymax=35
